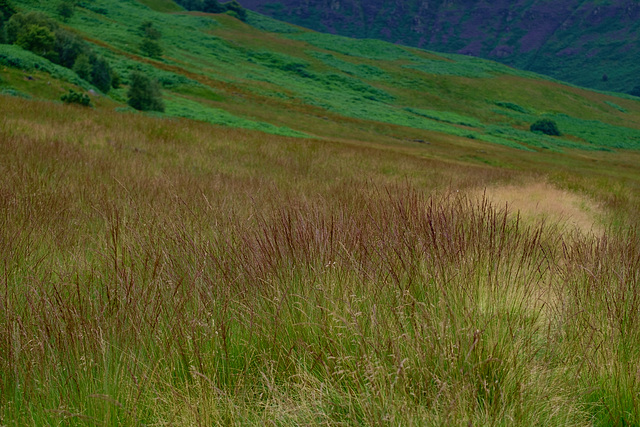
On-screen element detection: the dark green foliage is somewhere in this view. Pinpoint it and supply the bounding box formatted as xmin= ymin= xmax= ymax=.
xmin=6 ymin=12 xmax=57 ymax=45
xmin=530 ymin=119 xmax=561 ymax=136
xmin=57 ymin=1 xmax=75 ymax=21
xmin=60 ymin=88 xmax=91 ymax=106
xmin=224 ymin=1 xmax=247 ymax=20
xmin=140 ymin=37 xmax=162 ymax=58
xmin=15 ymin=25 xmax=56 ymax=58
xmin=72 ymin=53 xmax=91 ymax=81
xmin=139 ymin=21 xmax=161 ymax=40
xmin=173 ymin=0 xmax=247 ymax=20
xmin=0 ymin=11 xmax=6 ymax=44
xmin=203 ymin=0 xmax=225 ymax=13
xmin=90 ymin=55 xmax=111 ymax=93
xmin=0 ymin=0 xmax=16 ymax=20
xmin=110 ymin=68 xmax=121 ymax=89
xmin=629 ymin=86 xmax=640 ymax=97
xmin=5 ymin=11 xmax=115 ymax=93
xmin=127 ymin=71 xmax=164 ymax=112
xmin=54 ymin=29 xmax=86 ymax=68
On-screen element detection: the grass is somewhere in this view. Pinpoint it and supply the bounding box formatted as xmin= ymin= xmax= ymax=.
xmin=2 ymin=86 xmax=640 ymax=425
xmin=1 ymin=1 xmax=640 ymax=424
xmin=4 ymin=0 xmax=640 ymax=152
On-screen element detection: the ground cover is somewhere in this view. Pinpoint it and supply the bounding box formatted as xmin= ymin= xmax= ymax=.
xmin=1 ymin=1 xmax=640 ymax=424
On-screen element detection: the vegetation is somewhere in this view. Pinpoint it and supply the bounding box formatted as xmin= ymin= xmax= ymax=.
xmin=1 ymin=2 xmax=640 ymax=423
xmin=127 ymin=70 xmax=164 ymax=112
xmin=60 ymin=87 xmax=90 ymax=105
xmin=56 ymin=0 xmax=75 ymax=21
xmin=2 ymin=94 xmax=640 ymax=425
xmin=530 ymin=118 xmax=561 ymax=136
xmin=5 ymin=10 xmax=114 ymax=93
xmin=174 ymin=0 xmax=247 ymax=20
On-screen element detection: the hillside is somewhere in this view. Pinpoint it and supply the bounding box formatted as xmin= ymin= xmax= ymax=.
xmin=239 ymin=0 xmax=640 ymax=93
xmin=2 ymin=0 xmax=640 ymax=425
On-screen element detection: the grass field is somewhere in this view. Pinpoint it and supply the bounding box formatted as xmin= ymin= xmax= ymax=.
xmin=1 ymin=0 xmax=640 ymax=425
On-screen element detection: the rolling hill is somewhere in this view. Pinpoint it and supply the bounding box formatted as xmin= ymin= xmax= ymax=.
xmin=2 ymin=0 xmax=640 ymax=424
xmin=239 ymin=0 xmax=640 ymax=93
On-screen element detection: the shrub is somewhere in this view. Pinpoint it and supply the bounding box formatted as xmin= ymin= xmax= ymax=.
xmin=139 ymin=37 xmax=162 ymax=59
xmin=60 ymin=88 xmax=91 ymax=106
xmin=127 ymin=71 xmax=164 ymax=112
xmin=0 ymin=0 xmax=16 ymax=21
xmin=203 ymin=0 xmax=225 ymax=13
xmin=15 ymin=24 xmax=56 ymax=59
xmin=90 ymin=55 xmax=111 ymax=93
xmin=224 ymin=1 xmax=247 ymax=21
xmin=72 ymin=53 xmax=91 ymax=80
xmin=629 ymin=85 xmax=640 ymax=97
xmin=530 ymin=119 xmax=561 ymax=136
xmin=57 ymin=1 xmax=75 ymax=21
xmin=139 ymin=21 xmax=161 ymax=40
xmin=0 ymin=11 xmax=6 ymax=44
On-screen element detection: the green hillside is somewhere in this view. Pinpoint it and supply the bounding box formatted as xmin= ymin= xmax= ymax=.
xmin=2 ymin=1 xmax=640 ymax=425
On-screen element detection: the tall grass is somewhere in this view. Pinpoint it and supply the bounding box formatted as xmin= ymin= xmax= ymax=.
xmin=2 ymin=97 xmax=640 ymax=425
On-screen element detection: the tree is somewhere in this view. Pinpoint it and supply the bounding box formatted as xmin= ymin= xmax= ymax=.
xmin=55 ymin=29 xmax=87 ymax=68
xmin=57 ymin=1 xmax=75 ymax=21
xmin=72 ymin=53 xmax=92 ymax=81
xmin=224 ymin=1 xmax=247 ymax=21
xmin=16 ymin=25 xmax=56 ymax=57
xmin=203 ymin=0 xmax=224 ymax=13
xmin=629 ymin=85 xmax=640 ymax=97
xmin=90 ymin=55 xmax=112 ymax=93
xmin=139 ymin=37 xmax=163 ymax=58
xmin=0 ymin=11 xmax=6 ymax=44
xmin=127 ymin=71 xmax=164 ymax=112
xmin=139 ymin=21 xmax=162 ymax=40
xmin=530 ymin=119 xmax=561 ymax=136
xmin=0 ymin=0 xmax=16 ymax=20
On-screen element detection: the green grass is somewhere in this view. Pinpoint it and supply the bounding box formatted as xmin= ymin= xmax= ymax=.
xmin=5 ymin=0 xmax=640 ymax=151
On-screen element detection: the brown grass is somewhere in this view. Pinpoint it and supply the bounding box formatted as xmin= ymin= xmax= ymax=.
xmin=477 ymin=180 xmax=605 ymax=235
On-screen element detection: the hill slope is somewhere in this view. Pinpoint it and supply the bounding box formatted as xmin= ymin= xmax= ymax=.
xmin=239 ymin=0 xmax=640 ymax=93
xmin=3 ymin=1 xmax=640 ymax=425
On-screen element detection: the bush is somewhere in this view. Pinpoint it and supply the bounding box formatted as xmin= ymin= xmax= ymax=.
xmin=90 ymin=55 xmax=111 ymax=93
xmin=15 ymin=24 xmax=57 ymax=60
xmin=530 ymin=119 xmax=561 ymax=136
xmin=139 ymin=38 xmax=162 ymax=59
xmin=54 ymin=29 xmax=86 ymax=68
xmin=139 ymin=21 xmax=161 ymax=40
xmin=0 ymin=0 xmax=16 ymax=21
xmin=57 ymin=1 xmax=75 ymax=21
xmin=72 ymin=53 xmax=91 ymax=80
xmin=629 ymin=85 xmax=640 ymax=97
xmin=61 ymin=88 xmax=91 ymax=106
xmin=127 ymin=71 xmax=164 ymax=112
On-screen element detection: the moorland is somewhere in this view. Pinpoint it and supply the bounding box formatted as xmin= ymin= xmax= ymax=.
xmin=1 ymin=0 xmax=640 ymax=425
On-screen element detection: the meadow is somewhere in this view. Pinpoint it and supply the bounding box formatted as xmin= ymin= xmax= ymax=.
xmin=1 ymin=0 xmax=640 ymax=425
xmin=1 ymin=89 xmax=640 ymax=426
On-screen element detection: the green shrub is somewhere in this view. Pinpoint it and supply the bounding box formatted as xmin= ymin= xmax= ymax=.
xmin=15 ymin=25 xmax=56 ymax=59
xmin=530 ymin=119 xmax=561 ymax=136
xmin=139 ymin=21 xmax=161 ymax=40
xmin=60 ymin=88 xmax=91 ymax=106
xmin=140 ymin=37 xmax=162 ymax=59
xmin=90 ymin=55 xmax=111 ymax=93
xmin=127 ymin=71 xmax=164 ymax=112
xmin=56 ymin=1 xmax=75 ymax=21
xmin=72 ymin=53 xmax=91 ymax=80
xmin=0 ymin=0 xmax=16 ymax=21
